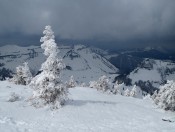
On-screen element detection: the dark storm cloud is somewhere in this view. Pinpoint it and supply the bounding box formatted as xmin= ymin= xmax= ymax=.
xmin=0 ymin=0 xmax=175 ymax=48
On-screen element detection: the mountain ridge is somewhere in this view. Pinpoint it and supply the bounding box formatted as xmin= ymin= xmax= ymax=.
xmin=1 ymin=44 xmax=175 ymax=94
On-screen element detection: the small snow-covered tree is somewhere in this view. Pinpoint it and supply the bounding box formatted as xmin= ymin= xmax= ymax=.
xmin=23 ymin=62 xmax=32 ymax=85
xmin=89 ymin=81 xmax=97 ymax=88
xmin=113 ymin=81 xmax=124 ymax=95
xmin=66 ymin=75 xmax=76 ymax=88
xmin=30 ymin=25 xmax=68 ymax=109
xmin=130 ymin=85 xmax=137 ymax=97
xmin=95 ymin=75 xmax=110 ymax=92
xmin=154 ymin=80 xmax=175 ymax=111
xmin=11 ymin=62 xmax=32 ymax=85
xmin=124 ymin=89 xmax=130 ymax=97
xmin=12 ymin=65 xmax=24 ymax=85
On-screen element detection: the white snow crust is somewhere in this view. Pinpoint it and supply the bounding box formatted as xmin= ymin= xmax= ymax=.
xmin=0 ymin=81 xmax=175 ymax=132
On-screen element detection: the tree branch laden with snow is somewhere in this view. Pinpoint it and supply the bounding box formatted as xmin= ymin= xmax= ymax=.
xmin=154 ymin=80 xmax=175 ymax=111
xmin=95 ymin=75 xmax=111 ymax=92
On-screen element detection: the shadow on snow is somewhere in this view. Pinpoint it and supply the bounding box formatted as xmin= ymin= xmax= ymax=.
xmin=66 ymin=99 xmax=117 ymax=106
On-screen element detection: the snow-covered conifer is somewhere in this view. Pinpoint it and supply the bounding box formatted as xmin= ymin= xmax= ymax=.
xmin=23 ymin=62 xmax=32 ymax=85
xmin=12 ymin=65 xmax=24 ymax=85
xmin=30 ymin=25 xmax=68 ymax=109
xmin=124 ymin=89 xmax=130 ymax=97
xmin=130 ymin=85 xmax=137 ymax=97
xmin=89 ymin=81 xmax=97 ymax=88
xmin=113 ymin=81 xmax=123 ymax=94
xmin=96 ymin=75 xmax=110 ymax=92
xmin=154 ymin=80 xmax=175 ymax=111
xmin=66 ymin=75 xmax=76 ymax=88
xmin=11 ymin=62 xmax=32 ymax=85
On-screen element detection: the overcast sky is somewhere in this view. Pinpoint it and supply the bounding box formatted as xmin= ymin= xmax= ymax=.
xmin=0 ymin=0 xmax=175 ymax=49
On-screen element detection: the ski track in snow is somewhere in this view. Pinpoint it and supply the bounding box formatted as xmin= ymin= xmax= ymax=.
xmin=0 ymin=81 xmax=175 ymax=132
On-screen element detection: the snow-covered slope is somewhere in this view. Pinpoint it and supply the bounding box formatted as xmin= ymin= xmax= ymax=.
xmin=0 ymin=45 xmax=45 ymax=73
xmin=0 ymin=81 xmax=175 ymax=132
xmin=128 ymin=59 xmax=175 ymax=90
xmin=0 ymin=45 xmax=118 ymax=83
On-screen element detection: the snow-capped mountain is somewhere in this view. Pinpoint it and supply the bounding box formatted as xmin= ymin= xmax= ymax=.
xmin=129 ymin=59 xmax=175 ymax=83
xmin=1 ymin=44 xmax=175 ymax=94
xmin=0 ymin=45 xmax=118 ymax=84
xmin=127 ymin=59 xmax=175 ymax=94
xmin=107 ymin=47 xmax=175 ymax=94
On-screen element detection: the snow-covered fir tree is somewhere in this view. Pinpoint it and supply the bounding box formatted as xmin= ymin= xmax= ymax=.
xmin=66 ymin=75 xmax=76 ymax=88
xmin=130 ymin=85 xmax=137 ymax=97
xmin=95 ymin=75 xmax=111 ymax=92
xmin=11 ymin=62 xmax=32 ymax=85
xmin=153 ymin=80 xmax=175 ymax=111
xmin=11 ymin=65 xmax=24 ymax=85
xmin=124 ymin=89 xmax=130 ymax=97
xmin=23 ymin=62 xmax=32 ymax=85
xmin=112 ymin=81 xmax=124 ymax=95
xmin=30 ymin=25 xmax=68 ymax=109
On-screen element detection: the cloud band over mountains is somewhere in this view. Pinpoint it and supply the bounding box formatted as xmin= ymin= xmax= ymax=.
xmin=0 ymin=0 xmax=175 ymax=48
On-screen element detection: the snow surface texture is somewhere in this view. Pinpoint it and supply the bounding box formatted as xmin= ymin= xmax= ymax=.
xmin=0 ymin=45 xmax=118 ymax=83
xmin=0 ymin=81 xmax=175 ymax=132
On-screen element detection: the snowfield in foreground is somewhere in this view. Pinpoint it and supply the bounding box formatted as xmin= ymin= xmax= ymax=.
xmin=0 ymin=81 xmax=175 ymax=132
